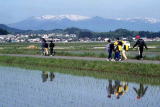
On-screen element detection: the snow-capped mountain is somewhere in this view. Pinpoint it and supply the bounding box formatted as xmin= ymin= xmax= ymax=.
xmin=115 ymin=17 xmax=160 ymax=24
xmin=34 ymin=15 xmax=91 ymax=21
xmin=9 ymin=15 xmax=160 ymax=32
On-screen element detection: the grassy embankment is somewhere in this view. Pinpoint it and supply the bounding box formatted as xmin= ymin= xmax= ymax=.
xmin=0 ymin=56 xmax=160 ymax=85
xmin=0 ymin=42 xmax=160 ymax=60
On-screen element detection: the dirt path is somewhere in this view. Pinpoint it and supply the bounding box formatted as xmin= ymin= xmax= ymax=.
xmin=0 ymin=54 xmax=160 ymax=64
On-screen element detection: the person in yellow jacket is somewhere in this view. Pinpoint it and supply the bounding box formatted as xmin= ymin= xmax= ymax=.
xmin=114 ymin=38 xmax=125 ymax=61
xmin=122 ymin=41 xmax=128 ymax=60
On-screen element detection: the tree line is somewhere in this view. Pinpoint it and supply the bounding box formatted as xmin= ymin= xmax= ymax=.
xmin=65 ymin=28 xmax=160 ymax=39
xmin=1 ymin=27 xmax=160 ymax=39
xmin=0 ymin=29 xmax=9 ymax=35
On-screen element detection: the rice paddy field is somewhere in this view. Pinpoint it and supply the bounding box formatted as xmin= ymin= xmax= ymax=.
xmin=0 ymin=65 xmax=160 ymax=107
xmin=0 ymin=41 xmax=160 ymax=60
xmin=0 ymin=41 xmax=160 ymax=106
xmin=0 ymin=55 xmax=160 ymax=85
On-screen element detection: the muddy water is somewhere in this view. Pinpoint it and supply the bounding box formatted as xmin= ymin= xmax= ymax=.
xmin=0 ymin=66 xmax=160 ymax=107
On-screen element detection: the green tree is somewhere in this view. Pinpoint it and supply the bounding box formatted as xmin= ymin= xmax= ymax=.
xmin=0 ymin=29 xmax=9 ymax=35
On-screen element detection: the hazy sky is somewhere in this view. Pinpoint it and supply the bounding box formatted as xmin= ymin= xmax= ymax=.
xmin=0 ymin=0 xmax=159 ymax=24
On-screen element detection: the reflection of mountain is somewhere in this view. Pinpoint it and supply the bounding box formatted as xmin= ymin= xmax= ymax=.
xmin=9 ymin=15 xmax=160 ymax=32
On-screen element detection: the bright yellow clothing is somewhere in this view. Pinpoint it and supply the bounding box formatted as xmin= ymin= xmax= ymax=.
xmin=114 ymin=40 xmax=125 ymax=51
xmin=123 ymin=41 xmax=129 ymax=51
xmin=118 ymin=45 xmax=122 ymax=51
xmin=114 ymin=41 xmax=118 ymax=45
xmin=124 ymin=85 xmax=129 ymax=92
xmin=118 ymin=86 xmax=123 ymax=93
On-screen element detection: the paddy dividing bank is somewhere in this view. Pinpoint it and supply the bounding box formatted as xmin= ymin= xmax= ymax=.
xmin=0 ymin=56 xmax=160 ymax=85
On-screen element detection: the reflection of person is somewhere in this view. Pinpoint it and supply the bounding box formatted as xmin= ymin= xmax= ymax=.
xmin=41 ymin=71 xmax=48 ymax=82
xmin=41 ymin=72 xmax=55 ymax=82
xmin=114 ymin=80 xmax=124 ymax=99
xmin=123 ymin=82 xmax=129 ymax=92
xmin=49 ymin=72 xmax=55 ymax=81
xmin=133 ymin=35 xmax=148 ymax=60
xmin=107 ymin=80 xmax=115 ymax=98
xmin=106 ymin=80 xmax=129 ymax=99
xmin=133 ymin=83 xmax=148 ymax=99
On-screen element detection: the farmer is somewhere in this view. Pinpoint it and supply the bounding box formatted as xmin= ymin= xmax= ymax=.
xmin=133 ymin=35 xmax=148 ymax=60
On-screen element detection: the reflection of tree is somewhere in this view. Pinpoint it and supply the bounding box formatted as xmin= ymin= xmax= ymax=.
xmin=133 ymin=83 xmax=148 ymax=99
xmin=41 ymin=72 xmax=55 ymax=82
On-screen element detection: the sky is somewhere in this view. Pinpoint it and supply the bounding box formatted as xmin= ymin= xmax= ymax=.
xmin=0 ymin=0 xmax=159 ymax=24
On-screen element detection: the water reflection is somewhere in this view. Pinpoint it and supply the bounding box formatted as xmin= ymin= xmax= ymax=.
xmin=0 ymin=66 xmax=159 ymax=107
xmin=50 ymin=72 xmax=55 ymax=81
xmin=107 ymin=80 xmax=114 ymax=98
xmin=107 ymin=80 xmax=148 ymax=100
xmin=106 ymin=80 xmax=129 ymax=99
xmin=133 ymin=83 xmax=148 ymax=99
xmin=41 ymin=71 xmax=55 ymax=82
xmin=115 ymin=80 xmax=129 ymax=99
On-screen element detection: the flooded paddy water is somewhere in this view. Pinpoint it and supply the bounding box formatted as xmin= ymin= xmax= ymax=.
xmin=0 ymin=66 xmax=160 ymax=107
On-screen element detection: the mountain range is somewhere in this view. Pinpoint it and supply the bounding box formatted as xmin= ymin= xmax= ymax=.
xmin=0 ymin=24 xmax=23 ymax=33
xmin=8 ymin=15 xmax=160 ymax=32
xmin=0 ymin=24 xmax=90 ymax=35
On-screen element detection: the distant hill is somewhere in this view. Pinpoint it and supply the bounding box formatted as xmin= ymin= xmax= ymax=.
xmin=9 ymin=14 xmax=160 ymax=32
xmin=1 ymin=24 xmax=160 ymax=38
xmin=0 ymin=28 xmax=9 ymax=35
xmin=0 ymin=24 xmax=63 ymax=34
xmin=0 ymin=24 xmax=23 ymax=34
xmin=0 ymin=24 xmax=89 ymax=35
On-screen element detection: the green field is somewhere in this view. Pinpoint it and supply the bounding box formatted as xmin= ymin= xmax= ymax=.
xmin=0 ymin=55 xmax=160 ymax=85
xmin=0 ymin=42 xmax=160 ymax=60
